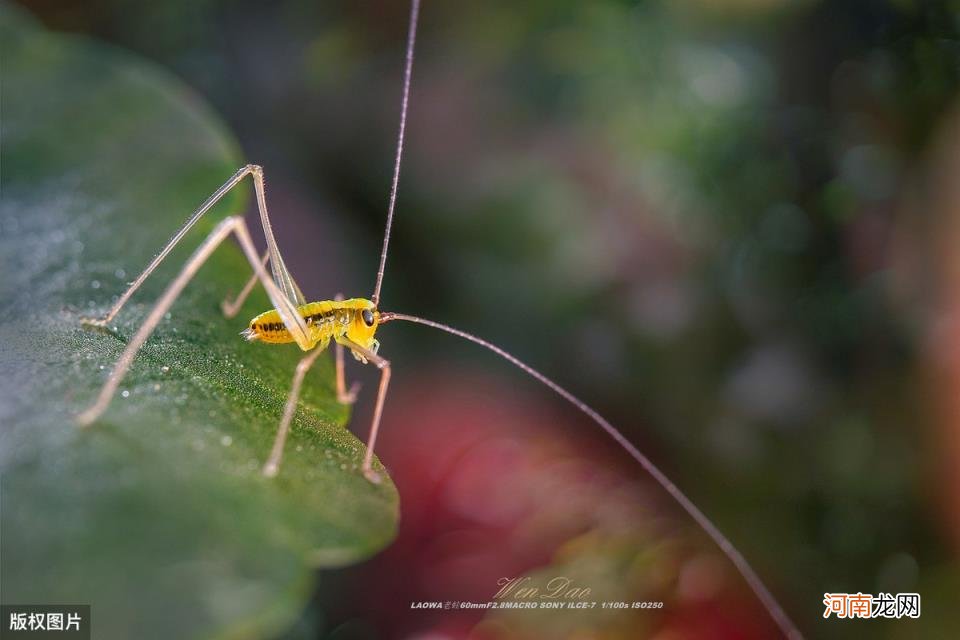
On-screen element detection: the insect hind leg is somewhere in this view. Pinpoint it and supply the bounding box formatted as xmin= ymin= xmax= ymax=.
xmin=82 ymin=165 xmax=258 ymax=328
xmin=82 ymin=164 xmax=306 ymax=327
xmin=221 ymin=249 xmax=269 ymax=318
xmin=77 ymin=215 xmax=311 ymax=426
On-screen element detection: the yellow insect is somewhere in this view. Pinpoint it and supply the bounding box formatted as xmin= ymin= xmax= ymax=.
xmin=76 ymin=1 xmax=801 ymax=637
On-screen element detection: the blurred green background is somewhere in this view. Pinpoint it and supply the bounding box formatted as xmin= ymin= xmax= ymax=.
xmin=11 ymin=0 xmax=960 ymax=638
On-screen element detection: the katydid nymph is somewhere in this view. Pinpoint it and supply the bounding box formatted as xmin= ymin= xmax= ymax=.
xmin=76 ymin=1 xmax=802 ymax=637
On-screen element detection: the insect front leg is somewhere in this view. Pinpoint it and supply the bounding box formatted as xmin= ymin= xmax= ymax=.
xmin=77 ymin=215 xmax=311 ymax=426
xmin=337 ymin=337 xmax=391 ymax=484
xmin=261 ymin=341 xmax=327 ymax=477
xmin=333 ymin=293 xmax=360 ymax=405
xmin=334 ymin=339 xmax=360 ymax=405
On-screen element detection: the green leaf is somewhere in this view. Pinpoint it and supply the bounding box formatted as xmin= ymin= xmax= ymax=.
xmin=0 ymin=7 xmax=398 ymax=639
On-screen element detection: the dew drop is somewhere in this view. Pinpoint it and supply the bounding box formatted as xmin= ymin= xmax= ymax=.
xmin=121 ymin=390 xmax=130 ymax=398
xmin=220 ymin=435 xmax=233 ymax=447
xmin=91 ymin=280 xmax=101 ymax=289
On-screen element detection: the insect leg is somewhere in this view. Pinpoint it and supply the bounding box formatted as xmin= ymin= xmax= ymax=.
xmin=77 ymin=215 xmax=311 ymax=426
xmin=333 ymin=294 xmax=360 ymax=404
xmin=221 ymin=249 xmax=269 ymax=318
xmin=262 ymin=342 xmax=327 ymax=477
xmin=233 ymin=164 xmax=312 ymax=345
xmin=337 ymin=337 xmax=390 ymax=484
xmin=220 ymin=164 xmax=310 ymax=328
xmin=250 ymin=165 xmax=306 ymax=307
xmin=334 ymin=340 xmax=360 ymax=405
xmin=82 ymin=165 xmax=258 ymax=328
xmin=82 ymin=165 xmax=310 ymax=347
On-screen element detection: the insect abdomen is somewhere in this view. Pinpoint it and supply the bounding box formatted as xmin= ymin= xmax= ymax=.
xmin=244 ymin=312 xmax=296 ymax=343
xmin=243 ymin=301 xmax=347 ymax=344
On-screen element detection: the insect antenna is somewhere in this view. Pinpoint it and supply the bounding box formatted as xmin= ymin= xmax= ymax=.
xmin=371 ymin=0 xmax=421 ymax=308
xmin=378 ymin=311 xmax=803 ymax=640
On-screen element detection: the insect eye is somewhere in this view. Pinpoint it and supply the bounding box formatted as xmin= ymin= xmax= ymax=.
xmin=362 ymin=309 xmax=375 ymax=326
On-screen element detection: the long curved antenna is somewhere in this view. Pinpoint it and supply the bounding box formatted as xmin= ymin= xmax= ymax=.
xmin=379 ymin=311 xmax=803 ymax=640
xmin=371 ymin=0 xmax=421 ymax=308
